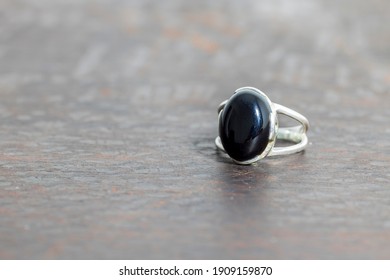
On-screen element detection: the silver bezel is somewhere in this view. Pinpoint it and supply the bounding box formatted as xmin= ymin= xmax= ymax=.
xmin=216 ymin=86 xmax=278 ymax=165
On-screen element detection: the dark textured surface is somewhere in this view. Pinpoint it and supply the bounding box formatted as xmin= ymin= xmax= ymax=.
xmin=0 ymin=0 xmax=389 ymax=259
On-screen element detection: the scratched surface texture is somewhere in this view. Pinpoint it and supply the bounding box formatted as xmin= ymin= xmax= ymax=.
xmin=0 ymin=0 xmax=389 ymax=259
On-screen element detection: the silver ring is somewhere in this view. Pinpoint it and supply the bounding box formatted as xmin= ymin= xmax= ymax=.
xmin=215 ymin=86 xmax=309 ymax=165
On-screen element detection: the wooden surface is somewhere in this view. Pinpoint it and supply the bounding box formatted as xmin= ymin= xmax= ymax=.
xmin=0 ymin=0 xmax=389 ymax=259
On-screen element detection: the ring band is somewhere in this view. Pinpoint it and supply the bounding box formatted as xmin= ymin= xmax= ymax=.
xmin=215 ymin=87 xmax=309 ymax=165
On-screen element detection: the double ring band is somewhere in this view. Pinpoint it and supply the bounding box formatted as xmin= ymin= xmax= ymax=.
xmin=215 ymin=87 xmax=309 ymax=165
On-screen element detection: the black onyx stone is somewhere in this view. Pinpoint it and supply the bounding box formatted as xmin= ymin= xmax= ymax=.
xmin=219 ymin=90 xmax=271 ymax=162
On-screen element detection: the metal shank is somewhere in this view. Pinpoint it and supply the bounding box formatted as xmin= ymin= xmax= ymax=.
xmin=269 ymin=103 xmax=309 ymax=157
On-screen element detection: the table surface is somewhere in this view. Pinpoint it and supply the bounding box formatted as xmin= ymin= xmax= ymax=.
xmin=0 ymin=0 xmax=389 ymax=259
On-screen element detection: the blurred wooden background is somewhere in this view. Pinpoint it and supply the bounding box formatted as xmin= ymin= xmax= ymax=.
xmin=0 ymin=0 xmax=389 ymax=259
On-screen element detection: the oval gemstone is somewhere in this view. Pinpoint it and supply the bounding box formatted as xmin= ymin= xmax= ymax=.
xmin=219 ymin=90 xmax=272 ymax=162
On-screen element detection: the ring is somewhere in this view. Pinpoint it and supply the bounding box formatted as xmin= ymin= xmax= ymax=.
xmin=215 ymin=87 xmax=309 ymax=165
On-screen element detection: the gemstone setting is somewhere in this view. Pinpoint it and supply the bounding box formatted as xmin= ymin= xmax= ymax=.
xmin=218 ymin=89 xmax=272 ymax=163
